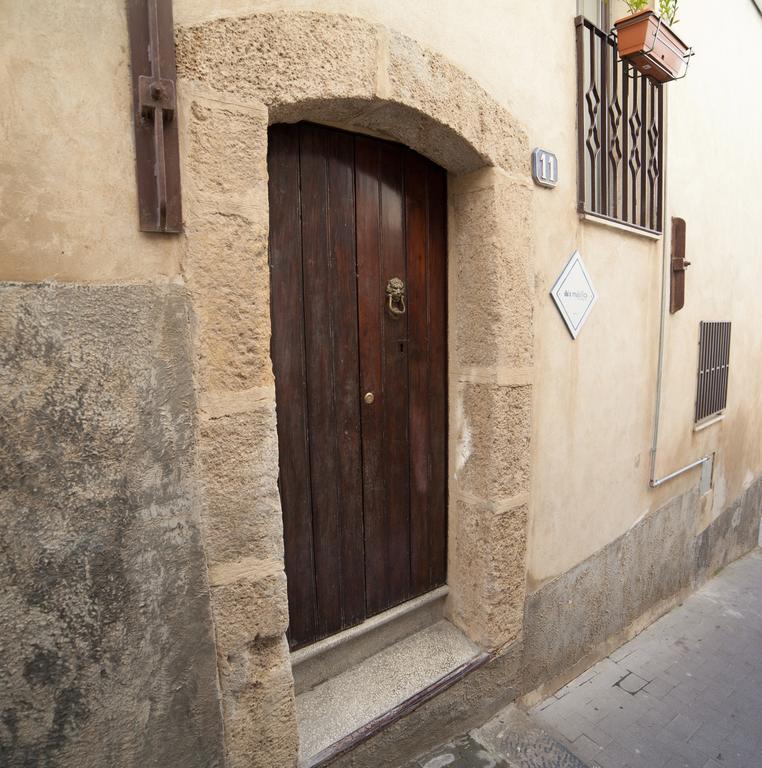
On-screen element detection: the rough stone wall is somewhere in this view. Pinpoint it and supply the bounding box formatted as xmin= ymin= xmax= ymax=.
xmin=523 ymin=478 xmax=762 ymax=689
xmin=175 ymin=11 xmax=533 ymax=766
xmin=181 ymin=85 xmax=296 ymax=768
xmin=447 ymin=168 xmax=533 ymax=651
xmin=0 ymin=283 xmax=225 ymax=768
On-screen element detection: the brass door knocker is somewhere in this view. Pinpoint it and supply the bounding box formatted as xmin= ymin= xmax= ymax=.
xmin=386 ymin=277 xmax=406 ymax=317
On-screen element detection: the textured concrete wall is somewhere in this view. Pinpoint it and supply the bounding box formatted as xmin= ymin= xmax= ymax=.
xmin=523 ymin=477 xmax=762 ymax=689
xmin=0 ymin=284 xmax=225 ymax=768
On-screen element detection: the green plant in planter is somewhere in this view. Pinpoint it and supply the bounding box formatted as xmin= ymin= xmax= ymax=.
xmin=621 ymin=0 xmax=650 ymax=13
xmin=658 ymin=0 xmax=679 ymax=24
xmin=608 ymin=0 xmax=680 ymax=23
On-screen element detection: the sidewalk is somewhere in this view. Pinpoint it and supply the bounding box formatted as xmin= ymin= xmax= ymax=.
xmin=408 ymin=548 xmax=762 ymax=768
xmin=531 ymin=548 xmax=762 ymax=768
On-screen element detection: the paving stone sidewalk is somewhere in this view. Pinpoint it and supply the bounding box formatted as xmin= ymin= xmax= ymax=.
xmin=531 ymin=549 xmax=762 ymax=768
xmin=408 ymin=548 xmax=762 ymax=768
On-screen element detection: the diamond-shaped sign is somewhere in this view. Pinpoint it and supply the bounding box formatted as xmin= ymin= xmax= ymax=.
xmin=550 ymin=250 xmax=597 ymax=339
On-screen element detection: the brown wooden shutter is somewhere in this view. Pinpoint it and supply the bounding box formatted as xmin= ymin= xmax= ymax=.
xmin=670 ymin=217 xmax=689 ymax=314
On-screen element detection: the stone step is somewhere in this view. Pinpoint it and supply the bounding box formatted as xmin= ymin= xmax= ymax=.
xmin=295 ymin=618 xmax=481 ymax=766
xmin=292 ymin=586 xmax=448 ymax=695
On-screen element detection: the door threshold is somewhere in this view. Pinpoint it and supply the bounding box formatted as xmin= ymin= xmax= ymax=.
xmin=291 ymin=586 xmax=449 ymax=694
xmin=296 ymin=619 xmax=485 ymax=767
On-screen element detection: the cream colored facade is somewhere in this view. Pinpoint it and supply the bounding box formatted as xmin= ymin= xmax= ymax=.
xmin=2 ymin=1 xmax=761 ymax=767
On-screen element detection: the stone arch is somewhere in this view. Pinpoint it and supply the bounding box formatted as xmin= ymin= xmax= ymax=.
xmin=176 ymin=12 xmax=533 ymax=767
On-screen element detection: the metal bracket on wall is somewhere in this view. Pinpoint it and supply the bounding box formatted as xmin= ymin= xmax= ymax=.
xmin=127 ymin=0 xmax=182 ymax=233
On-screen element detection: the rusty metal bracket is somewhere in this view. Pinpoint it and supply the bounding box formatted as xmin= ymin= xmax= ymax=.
xmin=127 ymin=0 xmax=182 ymax=233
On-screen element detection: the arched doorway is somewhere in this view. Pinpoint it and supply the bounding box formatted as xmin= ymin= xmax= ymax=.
xmin=268 ymin=122 xmax=448 ymax=650
xmin=177 ymin=11 xmax=534 ymax=764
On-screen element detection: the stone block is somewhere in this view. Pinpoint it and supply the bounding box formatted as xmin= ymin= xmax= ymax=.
xmin=386 ymin=31 xmax=528 ymax=175
xmin=185 ymin=210 xmax=273 ymax=391
xmin=220 ymin=635 xmax=298 ymax=768
xmin=199 ymin=405 xmax=284 ymax=566
xmin=449 ymin=171 xmax=533 ymax=369
xmin=210 ymin=561 xmax=289 ymax=651
xmin=454 ymin=383 xmax=531 ymax=502
xmin=184 ymin=99 xmax=268 ymax=214
xmin=176 ymin=13 xmax=377 ymax=108
xmin=449 ymin=498 xmax=528 ymax=650
xmin=176 ymin=12 xmax=529 ymax=179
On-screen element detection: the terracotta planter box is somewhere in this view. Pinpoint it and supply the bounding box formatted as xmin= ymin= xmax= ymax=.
xmin=614 ymin=9 xmax=690 ymax=82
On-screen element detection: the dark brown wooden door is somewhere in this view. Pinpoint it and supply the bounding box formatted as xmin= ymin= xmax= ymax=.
xmin=268 ymin=123 xmax=447 ymax=650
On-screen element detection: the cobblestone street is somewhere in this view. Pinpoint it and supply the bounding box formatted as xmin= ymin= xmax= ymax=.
xmin=411 ymin=549 xmax=762 ymax=768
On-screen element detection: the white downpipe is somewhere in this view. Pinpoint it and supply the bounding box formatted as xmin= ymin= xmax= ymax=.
xmin=648 ymin=89 xmax=710 ymax=489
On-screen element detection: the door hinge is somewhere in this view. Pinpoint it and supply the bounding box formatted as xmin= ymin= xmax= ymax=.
xmin=127 ymin=0 xmax=182 ymax=233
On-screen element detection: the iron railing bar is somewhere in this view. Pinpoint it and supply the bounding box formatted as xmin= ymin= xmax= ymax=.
xmin=622 ymin=61 xmax=630 ymax=225
xmin=610 ymin=38 xmax=619 ymax=219
xmin=656 ymin=85 xmax=665 ymax=232
xmin=724 ymin=324 xmax=732 ymax=408
xmin=630 ymin=74 xmax=639 ymax=226
xmin=640 ymin=73 xmax=647 ymax=229
xmin=703 ymin=323 xmax=709 ymax=420
xmin=589 ymin=25 xmax=598 ymax=213
xmin=706 ymin=323 xmax=717 ymax=416
xmin=695 ymin=323 xmax=701 ymax=422
xmin=600 ymin=31 xmax=609 ymax=218
xmin=706 ymin=323 xmax=712 ymax=418
xmin=699 ymin=322 xmax=708 ymax=421
xmin=576 ymin=17 xmax=587 ymax=215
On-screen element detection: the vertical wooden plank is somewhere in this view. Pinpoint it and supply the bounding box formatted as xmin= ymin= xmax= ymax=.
xmin=378 ymin=140 xmax=411 ymax=610
xmin=268 ymin=124 xmax=317 ymax=648
xmin=357 ymin=136 xmax=412 ymax=616
xmin=355 ymin=136 xmax=388 ymax=616
xmin=425 ymin=163 xmax=448 ymax=588
xmin=670 ymin=217 xmax=686 ymax=314
xmin=405 ymin=150 xmax=431 ymax=595
xmin=326 ymin=128 xmax=366 ymax=629
xmin=299 ymin=123 xmax=343 ymax=638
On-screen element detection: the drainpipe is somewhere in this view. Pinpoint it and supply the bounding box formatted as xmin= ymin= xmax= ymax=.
xmin=648 ymin=89 xmax=710 ymax=489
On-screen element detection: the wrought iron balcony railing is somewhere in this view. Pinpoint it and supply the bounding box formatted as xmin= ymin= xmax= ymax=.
xmin=576 ymin=16 xmax=664 ymax=235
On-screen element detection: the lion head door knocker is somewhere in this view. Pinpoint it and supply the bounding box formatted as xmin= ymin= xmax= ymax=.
xmin=385 ymin=277 xmax=406 ymax=317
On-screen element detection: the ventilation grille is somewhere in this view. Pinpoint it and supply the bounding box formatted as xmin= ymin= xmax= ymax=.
xmin=696 ymin=322 xmax=731 ymax=423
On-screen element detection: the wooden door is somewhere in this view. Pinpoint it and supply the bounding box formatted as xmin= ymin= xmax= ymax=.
xmin=268 ymin=123 xmax=447 ymax=650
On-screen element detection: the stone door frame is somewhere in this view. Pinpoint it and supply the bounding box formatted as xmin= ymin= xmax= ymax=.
xmin=176 ymin=11 xmax=534 ymax=766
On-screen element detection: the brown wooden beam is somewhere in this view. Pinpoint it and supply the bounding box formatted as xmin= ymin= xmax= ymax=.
xmin=127 ymin=0 xmax=182 ymax=233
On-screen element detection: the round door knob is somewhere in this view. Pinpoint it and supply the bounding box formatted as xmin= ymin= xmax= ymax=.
xmin=364 ymin=392 xmax=375 ymax=405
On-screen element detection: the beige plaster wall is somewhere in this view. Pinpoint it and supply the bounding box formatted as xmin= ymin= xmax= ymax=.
xmin=171 ymin=0 xmax=762 ymax=587
xmin=0 ymin=1 xmax=181 ymax=282
xmin=4 ymin=0 xmax=761 ymax=644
